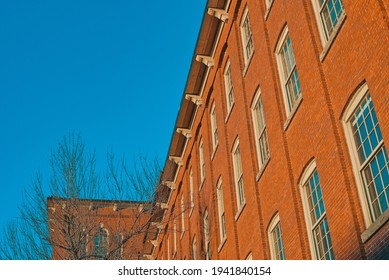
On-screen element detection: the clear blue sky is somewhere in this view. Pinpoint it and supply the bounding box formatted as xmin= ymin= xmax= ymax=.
xmin=0 ymin=0 xmax=207 ymax=231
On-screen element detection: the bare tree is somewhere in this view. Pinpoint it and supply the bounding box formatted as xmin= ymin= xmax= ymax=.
xmin=0 ymin=133 xmax=174 ymax=260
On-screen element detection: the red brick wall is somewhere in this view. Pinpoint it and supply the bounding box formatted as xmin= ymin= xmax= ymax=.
xmin=153 ymin=0 xmax=389 ymax=260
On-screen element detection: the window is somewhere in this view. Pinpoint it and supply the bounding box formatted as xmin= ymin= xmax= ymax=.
xmin=210 ymin=103 xmax=219 ymax=150
xmin=192 ymin=236 xmax=197 ymax=260
xmin=181 ymin=195 xmax=185 ymax=238
xmin=93 ymin=227 xmax=109 ymax=259
xmin=199 ymin=139 xmax=205 ymax=184
xmin=173 ymin=217 xmax=177 ymax=255
xmin=216 ymin=178 xmax=227 ymax=242
xmin=251 ymin=89 xmax=270 ymax=172
xmin=224 ymin=60 xmax=234 ymax=113
xmin=275 ymin=26 xmax=302 ymax=116
xmin=189 ymin=169 xmax=194 ymax=212
xmin=204 ymin=210 xmax=211 ymax=260
xmin=342 ymin=84 xmax=389 ymax=226
xmin=300 ymin=160 xmax=334 ymax=260
xmin=240 ymin=7 xmax=254 ymax=66
xmin=80 ymin=229 xmax=88 ymax=259
xmin=112 ymin=233 xmax=124 ymax=259
xmin=313 ymin=0 xmax=345 ymax=42
xmin=268 ymin=214 xmax=286 ymax=260
xmin=232 ymin=139 xmax=246 ymax=211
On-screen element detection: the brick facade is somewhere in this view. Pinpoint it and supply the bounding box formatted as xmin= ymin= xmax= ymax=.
xmin=151 ymin=0 xmax=389 ymax=260
xmin=47 ymin=197 xmax=153 ymax=260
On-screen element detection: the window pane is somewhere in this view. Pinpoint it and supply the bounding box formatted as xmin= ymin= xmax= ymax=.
xmin=312 ymin=217 xmax=334 ymax=260
xmin=280 ymin=34 xmax=301 ymax=112
xmin=253 ymin=97 xmax=270 ymax=168
xmin=319 ymin=0 xmax=344 ymax=39
xmin=351 ymin=94 xmax=382 ymax=165
xmin=272 ymin=223 xmax=286 ymax=260
xmin=362 ymin=147 xmax=389 ymax=220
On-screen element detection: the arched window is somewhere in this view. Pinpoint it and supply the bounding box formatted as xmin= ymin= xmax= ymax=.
xmin=299 ymin=159 xmax=334 ymax=259
xmin=342 ymin=83 xmax=389 ymax=227
xmin=267 ymin=213 xmax=286 ymax=260
xmin=93 ymin=227 xmax=108 ymax=259
xmin=275 ymin=25 xmax=302 ymax=120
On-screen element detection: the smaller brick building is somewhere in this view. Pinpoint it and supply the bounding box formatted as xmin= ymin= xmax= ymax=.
xmin=47 ymin=197 xmax=155 ymax=260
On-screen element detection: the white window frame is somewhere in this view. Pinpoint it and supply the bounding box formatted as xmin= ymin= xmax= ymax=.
xmin=232 ymin=139 xmax=246 ymax=212
xmin=192 ymin=236 xmax=197 ymax=260
xmin=173 ymin=217 xmax=177 ymax=256
xmin=265 ymin=0 xmax=274 ymax=8
xmin=181 ymin=194 xmax=185 ymax=239
xmin=341 ymin=83 xmax=388 ymax=227
xmin=210 ymin=103 xmax=219 ymax=151
xmin=203 ymin=210 xmax=211 ymax=260
xmin=299 ymin=159 xmax=334 ymax=259
xmin=240 ymin=7 xmax=254 ymax=67
xmin=311 ymin=0 xmax=346 ymax=46
xmin=245 ymin=252 xmax=253 ymax=260
xmin=275 ymin=25 xmax=302 ymax=118
xmin=199 ymin=139 xmax=205 ymax=185
xmin=251 ymin=88 xmax=270 ymax=174
xmin=216 ymin=177 xmax=227 ymax=243
xmin=189 ymin=168 xmax=194 ymax=215
xmin=267 ymin=213 xmax=286 ymax=260
xmin=224 ymin=60 xmax=235 ymax=114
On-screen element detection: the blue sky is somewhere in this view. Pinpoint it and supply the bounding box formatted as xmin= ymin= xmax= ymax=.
xmin=0 ymin=0 xmax=206 ymax=231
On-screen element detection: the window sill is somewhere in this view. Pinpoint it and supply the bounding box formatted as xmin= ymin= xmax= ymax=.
xmin=225 ymin=102 xmax=235 ymax=123
xmin=235 ymin=202 xmax=246 ymax=221
xmin=361 ymin=208 xmax=389 ymax=243
xmin=264 ymin=1 xmax=274 ymax=21
xmin=319 ymin=13 xmax=346 ymax=62
xmin=211 ymin=144 xmax=219 ymax=161
xmin=256 ymin=157 xmax=271 ymax=182
xmin=283 ymin=96 xmax=303 ymax=131
xmin=218 ymin=237 xmax=227 ymax=253
xmin=242 ymin=51 xmax=255 ymax=77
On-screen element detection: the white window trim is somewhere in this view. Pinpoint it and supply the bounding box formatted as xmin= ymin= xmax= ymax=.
xmin=199 ymin=139 xmax=205 ymax=187
xmin=189 ymin=168 xmax=194 ymax=216
xmin=341 ymin=83 xmax=380 ymax=227
xmin=180 ymin=195 xmax=185 ymax=239
xmin=203 ymin=210 xmax=211 ymax=260
xmin=264 ymin=0 xmax=275 ymax=20
xmin=267 ymin=213 xmax=283 ymax=260
xmin=192 ymin=236 xmax=197 ymax=260
xmin=173 ymin=217 xmax=177 ymax=256
xmin=223 ymin=60 xmax=235 ymax=115
xmin=310 ymin=0 xmax=346 ymax=46
xmin=299 ymin=159 xmax=324 ymax=259
xmin=240 ymin=7 xmax=254 ymax=69
xmin=299 ymin=159 xmax=317 ymax=259
xmin=275 ymin=25 xmax=302 ymax=120
xmin=251 ymin=88 xmax=271 ymax=176
xmin=232 ymin=138 xmax=246 ymax=214
xmin=245 ymin=252 xmax=253 ymax=260
xmin=210 ymin=103 xmax=219 ymax=153
xmin=216 ymin=177 xmax=227 ymax=244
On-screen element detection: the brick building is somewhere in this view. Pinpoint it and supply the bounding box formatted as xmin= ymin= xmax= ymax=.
xmin=47 ymin=197 xmax=157 ymax=260
xmin=150 ymin=0 xmax=389 ymax=259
